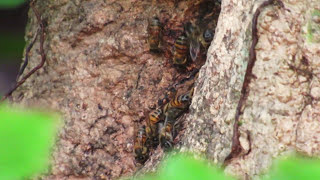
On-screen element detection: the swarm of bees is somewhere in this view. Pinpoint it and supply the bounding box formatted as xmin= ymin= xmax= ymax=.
xmin=147 ymin=16 xmax=214 ymax=69
xmin=134 ymin=88 xmax=194 ymax=164
xmin=134 ymin=0 xmax=220 ymax=164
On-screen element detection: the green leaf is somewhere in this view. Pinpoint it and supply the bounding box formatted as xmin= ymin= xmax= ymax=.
xmin=0 ymin=0 xmax=26 ymax=9
xmin=158 ymin=153 xmax=233 ymax=180
xmin=264 ymin=155 xmax=320 ymax=180
xmin=133 ymin=153 xmax=234 ymax=180
xmin=0 ymin=103 xmax=60 ymax=179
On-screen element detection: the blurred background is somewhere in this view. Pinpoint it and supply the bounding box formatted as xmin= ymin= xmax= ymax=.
xmin=0 ymin=0 xmax=28 ymax=96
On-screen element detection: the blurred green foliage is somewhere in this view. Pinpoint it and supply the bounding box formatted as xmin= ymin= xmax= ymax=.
xmin=136 ymin=153 xmax=320 ymax=180
xmin=157 ymin=154 xmax=233 ymax=180
xmin=137 ymin=153 xmax=233 ymax=180
xmin=0 ymin=33 xmax=25 ymax=60
xmin=0 ymin=103 xmax=60 ymax=179
xmin=0 ymin=0 xmax=26 ymax=9
xmin=264 ymin=155 xmax=320 ymax=180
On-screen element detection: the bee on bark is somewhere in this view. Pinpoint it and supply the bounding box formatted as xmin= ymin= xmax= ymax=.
xmin=159 ymin=115 xmax=175 ymax=150
xmin=134 ymin=125 xmax=149 ymax=164
xmin=165 ymin=90 xmax=193 ymax=110
xmin=157 ymin=87 xmax=177 ymax=107
xmin=146 ymin=108 xmax=164 ymax=147
xmin=160 ymin=89 xmax=194 ymax=150
xmin=184 ymin=22 xmax=201 ymax=62
xmin=148 ymin=17 xmax=162 ymax=53
xmin=173 ymin=34 xmax=189 ymax=66
xmin=159 ymin=107 xmax=186 ymax=151
xmin=200 ymin=29 xmax=214 ymax=50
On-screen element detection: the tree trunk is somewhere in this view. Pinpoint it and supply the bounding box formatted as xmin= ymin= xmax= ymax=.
xmin=179 ymin=0 xmax=320 ymax=179
xmin=11 ymin=0 xmax=320 ymax=179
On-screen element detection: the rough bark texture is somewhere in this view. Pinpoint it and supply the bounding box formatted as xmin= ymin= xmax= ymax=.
xmin=13 ymin=0 xmax=217 ymax=179
xmin=179 ymin=0 xmax=320 ymax=179
xmin=10 ymin=0 xmax=320 ymax=179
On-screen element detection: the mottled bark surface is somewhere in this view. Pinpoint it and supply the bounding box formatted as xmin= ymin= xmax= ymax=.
xmin=10 ymin=0 xmax=320 ymax=179
xmin=12 ymin=0 xmax=217 ymax=179
xmin=180 ymin=0 xmax=320 ymax=179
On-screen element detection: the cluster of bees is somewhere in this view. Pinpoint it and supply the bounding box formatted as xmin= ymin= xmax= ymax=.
xmin=134 ymin=12 xmax=216 ymax=164
xmin=134 ymin=88 xmax=194 ymax=163
xmin=148 ymin=17 xmax=214 ymax=68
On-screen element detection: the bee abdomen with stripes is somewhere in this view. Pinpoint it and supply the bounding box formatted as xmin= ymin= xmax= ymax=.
xmin=173 ymin=34 xmax=189 ymax=65
xmin=148 ymin=17 xmax=162 ymax=53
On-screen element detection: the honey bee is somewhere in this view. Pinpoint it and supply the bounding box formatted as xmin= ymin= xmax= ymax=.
xmin=184 ymin=21 xmax=215 ymax=61
xmin=157 ymin=87 xmax=177 ymax=107
xmin=134 ymin=125 xmax=149 ymax=164
xmin=146 ymin=108 xmax=164 ymax=147
xmin=160 ymin=89 xmax=194 ymax=150
xmin=148 ymin=17 xmax=162 ymax=52
xmin=173 ymin=34 xmax=189 ymax=65
xmin=159 ymin=115 xmax=175 ymax=150
xmin=164 ymin=90 xmax=193 ymax=110
xmin=184 ymin=22 xmax=201 ymax=62
xmin=159 ymin=107 xmax=186 ymax=150
xmin=200 ymin=29 xmax=214 ymax=50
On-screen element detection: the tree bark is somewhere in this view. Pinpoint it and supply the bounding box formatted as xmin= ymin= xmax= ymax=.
xmin=180 ymin=0 xmax=320 ymax=179
xmin=11 ymin=0 xmax=320 ymax=179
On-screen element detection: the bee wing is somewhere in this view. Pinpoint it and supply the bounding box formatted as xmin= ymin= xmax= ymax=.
xmin=157 ymin=122 xmax=164 ymax=134
xmin=189 ymin=39 xmax=200 ymax=62
xmin=184 ymin=22 xmax=193 ymax=38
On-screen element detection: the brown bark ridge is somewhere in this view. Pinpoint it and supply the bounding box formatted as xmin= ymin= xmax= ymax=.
xmin=11 ymin=0 xmax=220 ymax=179
xmin=10 ymin=0 xmax=320 ymax=179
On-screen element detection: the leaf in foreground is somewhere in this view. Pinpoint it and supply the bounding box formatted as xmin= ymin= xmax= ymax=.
xmin=264 ymin=155 xmax=320 ymax=180
xmin=0 ymin=104 xmax=60 ymax=179
xmin=137 ymin=153 xmax=234 ymax=180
